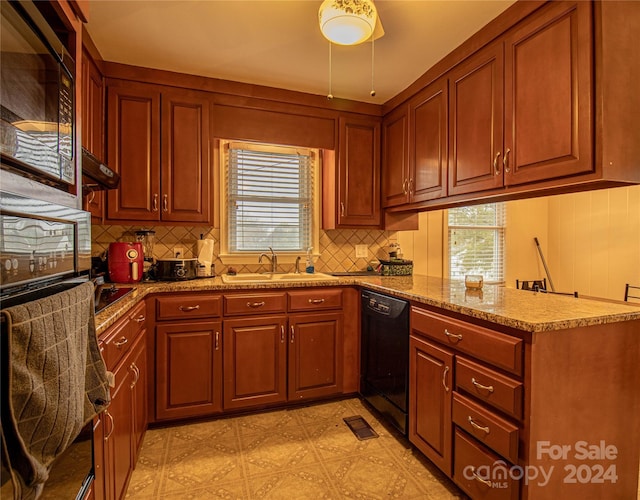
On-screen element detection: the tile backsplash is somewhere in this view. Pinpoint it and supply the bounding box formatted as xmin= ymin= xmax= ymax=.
xmin=91 ymin=225 xmax=397 ymax=274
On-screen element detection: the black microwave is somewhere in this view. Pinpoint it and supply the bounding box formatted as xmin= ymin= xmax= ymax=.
xmin=0 ymin=0 xmax=75 ymax=187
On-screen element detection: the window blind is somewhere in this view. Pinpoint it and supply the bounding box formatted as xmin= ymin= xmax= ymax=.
xmin=226 ymin=143 xmax=313 ymax=252
xmin=448 ymin=203 xmax=505 ymax=283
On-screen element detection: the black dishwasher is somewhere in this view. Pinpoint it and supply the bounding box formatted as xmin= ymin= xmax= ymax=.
xmin=360 ymin=290 xmax=410 ymax=434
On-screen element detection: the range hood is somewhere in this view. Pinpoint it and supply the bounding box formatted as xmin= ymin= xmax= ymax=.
xmin=81 ymin=148 xmax=120 ymax=189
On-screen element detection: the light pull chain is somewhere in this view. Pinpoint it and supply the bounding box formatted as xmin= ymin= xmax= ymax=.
xmin=370 ymin=37 xmax=376 ymax=97
xmin=327 ymin=42 xmax=334 ymax=100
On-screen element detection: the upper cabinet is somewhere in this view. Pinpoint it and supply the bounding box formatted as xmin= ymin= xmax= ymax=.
xmin=105 ymin=81 xmax=212 ymax=224
xmin=323 ymin=115 xmax=381 ymax=228
xmin=450 ymin=1 xmax=592 ymax=196
xmin=383 ymin=77 xmax=448 ymax=207
xmin=385 ymin=0 xmax=639 ymax=211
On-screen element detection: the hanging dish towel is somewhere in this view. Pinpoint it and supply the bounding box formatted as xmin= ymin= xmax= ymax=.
xmin=0 ymin=281 xmax=110 ymax=500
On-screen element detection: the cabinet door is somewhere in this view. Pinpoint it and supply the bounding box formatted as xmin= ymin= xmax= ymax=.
xmin=106 ymin=83 xmax=161 ymax=221
xmin=156 ymin=321 xmax=222 ymax=420
xmin=223 ymin=315 xmax=287 ymax=410
xmin=410 ymin=77 xmax=448 ymax=203
xmin=382 ymin=105 xmax=409 ymax=208
xmin=129 ymin=330 xmax=147 ymax=462
xmin=409 ymin=335 xmax=454 ymax=476
xmin=160 ymin=91 xmax=212 ymax=223
xmin=82 ymin=51 xmax=104 ymax=159
xmin=288 ymin=312 xmax=343 ymax=401
xmin=448 ymin=42 xmax=504 ymax=196
xmin=336 ymin=116 xmax=381 ymax=227
xmin=107 ymin=351 xmax=134 ymax=500
xmin=503 ymin=1 xmax=593 ymax=186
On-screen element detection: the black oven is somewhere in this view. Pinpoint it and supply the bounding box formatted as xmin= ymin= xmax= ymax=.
xmin=0 ymin=190 xmax=94 ymax=499
xmin=0 ymin=0 xmax=75 ymax=188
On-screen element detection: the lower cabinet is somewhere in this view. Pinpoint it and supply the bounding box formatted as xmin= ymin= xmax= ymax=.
xmin=409 ymin=334 xmax=454 ymax=475
xmin=288 ymin=312 xmax=343 ymax=401
xmin=156 ymin=321 xmax=223 ymax=419
xmin=222 ymin=315 xmax=288 ymax=410
xmin=95 ymin=301 xmax=147 ymax=500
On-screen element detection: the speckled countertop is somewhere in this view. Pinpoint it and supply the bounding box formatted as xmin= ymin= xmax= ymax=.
xmin=95 ymin=274 xmax=640 ymax=335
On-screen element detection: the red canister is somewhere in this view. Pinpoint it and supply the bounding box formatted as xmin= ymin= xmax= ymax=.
xmin=108 ymin=242 xmax=144 ymax=283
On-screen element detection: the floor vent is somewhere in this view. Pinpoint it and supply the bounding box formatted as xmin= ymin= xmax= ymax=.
xmin=343 ymin=415 xmax=379 ymax=440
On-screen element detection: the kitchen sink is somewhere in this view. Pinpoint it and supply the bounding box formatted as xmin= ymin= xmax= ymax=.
xmin=221 ymin=272 xmax=338 ymax=284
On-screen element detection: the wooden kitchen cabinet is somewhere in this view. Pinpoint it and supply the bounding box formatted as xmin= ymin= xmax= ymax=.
xmin=81 ymin=49 xmax=105 ymax=221
xmin=155 ymin=321 xmax=223 ymax=420
xmin=223 ymin=315 xmax=288 ymax=410
xmin=105 ymin=81 xmax=212 ymax=224
xmin=448 ymin=1 xmax=592 ymax=196
xmin=154 ymin=293 xmax=223 ymax=420
xmin=95 ymin=301 xmax=147 ymax=500
xmin=288 ymin=312 xmax=343 ymax=401
xmin=383 ymin=78 xmax=448 ymax=208
xmin=323 ymin=115 xmax=381 ymax=228
xmin=409 ymin=333 xmax=454 ymax=476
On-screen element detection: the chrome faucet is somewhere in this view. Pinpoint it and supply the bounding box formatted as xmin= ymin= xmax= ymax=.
xmin=258 ymin=247 xmax=278 ymax=273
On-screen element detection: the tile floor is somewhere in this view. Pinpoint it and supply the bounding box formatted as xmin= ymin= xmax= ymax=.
xmin=125 ymin=398 xmax=467 ymax=499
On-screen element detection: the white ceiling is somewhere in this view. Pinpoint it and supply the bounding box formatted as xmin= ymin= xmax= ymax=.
xmin=85 ymin=0 xmax=516 ymax=105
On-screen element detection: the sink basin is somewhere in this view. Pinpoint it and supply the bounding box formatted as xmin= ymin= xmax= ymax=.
xmin=221 ymin=272 xmax=338 ymax=284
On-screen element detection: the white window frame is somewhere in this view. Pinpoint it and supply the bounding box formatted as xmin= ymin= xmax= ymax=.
xmin=218 ymin=140 xmax=320 ymax=266
xmin=446 ymin=202 xmax=506 ymax=284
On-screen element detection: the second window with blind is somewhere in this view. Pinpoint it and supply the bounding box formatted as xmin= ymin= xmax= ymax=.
xmin=448 ymin=203 xmax=506 ymax=284
xmin=220 ymin=141 xmax=319 ymax=261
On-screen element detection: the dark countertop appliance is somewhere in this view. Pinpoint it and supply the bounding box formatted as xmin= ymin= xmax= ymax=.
xmin=360 ymin=289 xmax=410 ymax=434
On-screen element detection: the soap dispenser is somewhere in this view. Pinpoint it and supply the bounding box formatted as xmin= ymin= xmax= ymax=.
xmin=305 ymin=247 xmax=315 ymax=274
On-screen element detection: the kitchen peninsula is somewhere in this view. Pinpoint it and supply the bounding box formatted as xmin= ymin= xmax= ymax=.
xmin=96 ymin=275 xmax=640 ymax=500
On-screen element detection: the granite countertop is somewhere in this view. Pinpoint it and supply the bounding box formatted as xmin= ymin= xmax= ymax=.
xmin=95 ymin=274 xmax=640 ymax=335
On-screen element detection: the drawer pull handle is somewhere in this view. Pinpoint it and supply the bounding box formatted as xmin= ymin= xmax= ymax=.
xmin=114 ymin=337 xmax=128 ymax=348
xmin=308 ymin=298 xmax=325 ymax=304
xmin=442 ymin=366 xmax=450 ymax=392
xmin=493 ymin=151 xmax=501 ymax=175
xmin=468 ymin=416 xmax=490 ymax=434
xmin=179 ymin=305 xmax=200 ymax=312
xmin=471 ymin=377 xmax=494 ymax=393
xmin=247 ymin=301 xmax=265 ymax=308
xmin=130 ymin=362 xmax=140 ymax=387
xmin=134 ymin=315 xmax=145 ymax=323
xmin=471 ymin=468 xmax=493 ymax=487
xmin=290 ymin=325 xmax=295 ymax=343
xmin=215 ymin=331 xmax=220 ymax=350
xmin=444 ymin=329 xmax=462 ymax=341
xmin=280 ymin=325 xmax=285 ymax=343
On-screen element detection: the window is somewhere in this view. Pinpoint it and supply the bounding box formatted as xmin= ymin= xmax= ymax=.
xmin=448 ymin=203 xmax=505 ymax=284
xmin=221 ymin=141 xmax=318 ymax=259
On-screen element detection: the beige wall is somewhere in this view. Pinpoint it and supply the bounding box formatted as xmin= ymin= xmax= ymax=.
xmin=397 ymin=185 xmax=640 ymax=301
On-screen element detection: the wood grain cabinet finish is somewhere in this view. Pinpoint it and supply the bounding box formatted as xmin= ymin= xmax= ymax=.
xmin=106 ymin=82 xmax=212 ymax=223
xmin=409 ymin=334 xmax=454 ymax=476
xmin=288 ymin=312 xmax=343 ymax=401
xmin=384 ymin=78 xmax=448 ymax=208
xmin=449 ymin=1 xmax=593 ymax=196
xmin=155 ymin=321 xmax=223 ymax=420
xmin=324 ymin=116 xmax=381 ymax=228
xmin=223 ymin=315 xmax=288 ymax=410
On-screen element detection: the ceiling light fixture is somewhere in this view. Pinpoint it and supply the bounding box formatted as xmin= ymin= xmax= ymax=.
xmin=319 ymin=0 xmax=383 ymax=100
xmin=318 ymin=0 xmax=378 ymax=46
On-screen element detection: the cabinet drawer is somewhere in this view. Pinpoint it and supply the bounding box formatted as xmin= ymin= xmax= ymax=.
xmin=453 ymin=392 xmax=519 ymax=463
xmin=411 ymin=307 xmax=523 ymax=375
xmin=453 ymin=429 xmax=519 ymax=500
xmin=156 ymin=294 xmax=221 ymax=320
xmin=455 ymin=357 xmax=523 ymax=420
xmin=224 ymin=292 xmax=286 ymax=316
xmin=288 ymin=289 xmax=343 ymax=312
xmin=127 ymin=300 xmax=146 ymax=332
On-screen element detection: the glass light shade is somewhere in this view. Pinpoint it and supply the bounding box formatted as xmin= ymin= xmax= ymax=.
xmin=318 ymin=0 xmax=377 ymax=46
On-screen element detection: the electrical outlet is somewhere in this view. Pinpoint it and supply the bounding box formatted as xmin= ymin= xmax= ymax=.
xmin=173 ymin=246 xmax=184 ymax=258
xmin=355 ymin=244 xmax=368 ymax=259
